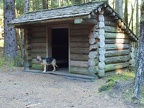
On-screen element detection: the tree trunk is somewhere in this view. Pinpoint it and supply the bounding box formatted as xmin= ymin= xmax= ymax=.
xmin=134 ymin=1 xmax=144 ymax=98
xmin=136 ymin=0 xmax=139 ymax=36
xmin=115 ymin=0 xmax=123 ymax=18
xmin=24 ymin=0 xmax=30 ymax=13
xmin=62 ymin=0 xmax=64 ymax=6
xmin=75 ymin=0 xmax=82 ymax=4
xmin=22 ymin=0 xmax=30 ymax=67
xmin=128 ymin=2 xmax=136 ymax=29
xmin=42 ymin=0 xmax=48 ymax=9
xmin=134 ymin=33 xmax=144 ymax=98
xmin=124 ymin=0 xmax=128 ymax=24
xmin=4 ymin=0 xmax=17 ymax=59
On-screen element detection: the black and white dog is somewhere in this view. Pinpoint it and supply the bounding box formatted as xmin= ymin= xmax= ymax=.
xmin=36 ymin=55 xmax=58 ymax=73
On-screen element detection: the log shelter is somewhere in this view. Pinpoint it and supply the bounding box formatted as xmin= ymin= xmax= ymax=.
xmin=11 ymin=1 xmax=138 ymax=77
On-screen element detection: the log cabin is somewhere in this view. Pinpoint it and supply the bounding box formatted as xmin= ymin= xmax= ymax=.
xmin=11 ymin=1 xmax=138 ymax=77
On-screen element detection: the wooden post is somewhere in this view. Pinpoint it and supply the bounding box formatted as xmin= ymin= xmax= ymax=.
xmin=46 ymin=27 xmax=52 ymax=70
xmin=24 ymin=28 xmax=31 ymax=71
xmin=46 ymin=27 xmax=52 ymax=57
xmin=97 ymin=11 xmax=105 ymax=77
xmin=88 ymin=23 xmax=99 ymax=76
xmin=88 ymin=33 xmax=98 ymax=75
xmin=88 ymin=9 xmax=106 ymax=76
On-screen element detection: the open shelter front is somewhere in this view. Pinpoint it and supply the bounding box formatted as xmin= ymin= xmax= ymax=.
xmin=51 ymin=28 xmax=69 ymax=68
xmin=11 ymin=1 xmax=138 ymax=77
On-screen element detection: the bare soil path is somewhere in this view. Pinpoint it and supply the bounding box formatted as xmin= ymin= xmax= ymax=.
xmin=0 ymin=67 xmax=137 ymax=108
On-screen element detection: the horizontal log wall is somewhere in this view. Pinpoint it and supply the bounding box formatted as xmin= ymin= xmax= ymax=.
xmin=70 ymin=24 xmax=93 ymax=75
xmin=25 ymin=26 xmax=46 ymax=69
xmin=103 ymin=14 xmax=131 ymax=73
xmin=30 ymin=26 xmax=46 ymax=58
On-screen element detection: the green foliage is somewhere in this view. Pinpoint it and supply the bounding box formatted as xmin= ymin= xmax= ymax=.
xmin=0 ymin=2 xmax=3 ymax=26
xmin=32 ymin=64 xmax=43 ymax=70
xmin=98 ymin=79 xmax=116 ymax=92
xmin=32 ymin=0 xmax=43 ymax=11
xmin=15 ymin=0 xmax=24 ymax=15
xmin=0 ymin=0 xmax=3 ymax=9
xmin=51 ymin=1 xmax=59 ymax=9
xmin=98 ymin=72 xmax=135 ymax=92
xmin=107 ymin=72 xmax=135 ymax=81
xmin=0 ymin=56 xmax=13 ymax=68
xmin=0 ymin=55 xmax=23 ymax=68
xmin=13 ymin=55 xmax=23 ymax=67
xmin=0 ymin=56 xmax=6 ymax=67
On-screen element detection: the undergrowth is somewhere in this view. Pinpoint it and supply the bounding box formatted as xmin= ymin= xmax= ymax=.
xmin=0 ymin=55 xmax=23 ymax=68
xmin=98 ymin=78 xmax=116 ymax=92
xmin=98 ymin=72 xmax=135 ymax=92
xmin=98 ymin=71 xmax=144 ymax=108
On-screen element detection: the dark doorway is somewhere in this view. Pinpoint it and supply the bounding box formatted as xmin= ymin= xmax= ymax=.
xmin=52 ymin=28 xmax=69 ymax=69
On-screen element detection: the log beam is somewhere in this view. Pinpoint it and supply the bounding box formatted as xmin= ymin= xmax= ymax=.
xmin=70 ymin=48 xmax=89 ymax=54
xmin=105 ymin=49 xmax=130 ymax=57
xmin=105 ymin=33 xmax=130 ymax=39
xmin=104 ymin=62 xmax=129 ymax=72
xmin=70 ymin=60 xmax=88 ymax=68
xmin=105 ymin=44 xmax=130 ymax=50
xmin=70 ymin=67 xmax=88 ymax=75
xmin=97 ymin=13 xmax=105 ymax=77
xmin=104 ymin=26 xmax=122 ymax=33
xmin=105 ymin=55 xmax=130 ymax=64
xmin=70 ymin=54 xmax=88 ymax=61
xmin=105 ymin=39 xmax=129 ymax=44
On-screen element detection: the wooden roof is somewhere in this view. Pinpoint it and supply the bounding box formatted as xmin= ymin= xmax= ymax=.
xmin=11 ymin=1 xmax=105 ymax=25
xmin=10 ymin=1 xmax=138 ymax=41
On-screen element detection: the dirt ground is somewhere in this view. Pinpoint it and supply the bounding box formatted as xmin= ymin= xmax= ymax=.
xmin=0 ymin=66 xmax=142 ymax=108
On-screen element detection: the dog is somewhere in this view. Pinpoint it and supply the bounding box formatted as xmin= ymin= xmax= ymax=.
xmin=36 ymin=55 xmax=58 ymax=73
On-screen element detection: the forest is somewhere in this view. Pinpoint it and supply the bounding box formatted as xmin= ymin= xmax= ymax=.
xmin=0 ymin=0 xmax=144 ymax=104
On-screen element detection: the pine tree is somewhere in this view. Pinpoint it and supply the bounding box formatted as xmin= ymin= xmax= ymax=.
xmin=115 ymin=0 xmax=123 ymax=18
xmin=42 ymin=0 xmax=48 ymax=9
xmin=24 ymin=0 xmax=30 ymax=12
xmin=134 ymin=1 xmax=144 ymax=99
xmin=3 ymin=0 xmax=17 ymax=59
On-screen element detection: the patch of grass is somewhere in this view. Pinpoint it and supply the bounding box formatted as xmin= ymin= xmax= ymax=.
xmin=0 ymin=56 xmax=6 ymax=67
xmin=107 ymin=71 xmax=135 ymax=81
xmin=141 ymin=91 xmax=144 ymax=104
xmin=98 ymin=71 xmax=135 ymax=92
xmin=98 ymin=79 xmax=116 ymax=92
xmin=0 ymin=55 xmax=23 ymax=68
xmin=13 ymin=55 xmax=23 ymax=67
xmin=31 ymin=63 xmax=43 ymax=70
xmin=0 ymin=56 xmax=14 ymax=68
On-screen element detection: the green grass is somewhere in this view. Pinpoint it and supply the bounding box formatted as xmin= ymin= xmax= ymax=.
xmin=98 ymin=71 xmax=135 ymax=92
xmin=31 ymin=63 xmax=43 ymax=70
xmin=0 ymin=57 xmax=6 ymax=67
xmin=0 ymin=55 xmax=23 ymax=68
xmin=0 ymin=38 xmax=23 ymax=67
xmin=98 ymin=79 xmax=116 ymax=92
xmin=107 ymin=72 xmax=135 ymax=81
